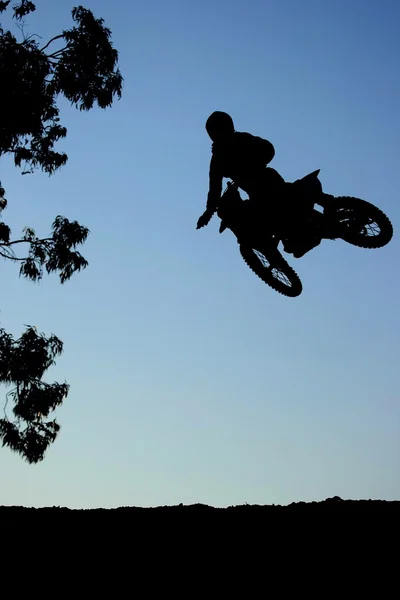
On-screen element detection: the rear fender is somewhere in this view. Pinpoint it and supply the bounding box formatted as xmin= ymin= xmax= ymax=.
xmin=294 ymin=169 xmax=323 ymax=195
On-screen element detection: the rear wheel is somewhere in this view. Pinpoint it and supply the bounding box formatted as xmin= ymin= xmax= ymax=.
xmin=239 ymin=244 xmax=303 ymax=297
xmin=329 ymin=196 xmax=393 ymax=249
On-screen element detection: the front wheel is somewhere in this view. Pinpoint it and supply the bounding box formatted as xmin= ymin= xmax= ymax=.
xmin=328 ymin=196 xmax=393 ymax=249
xmin=239 ymin=244 xmax=303 ymax=297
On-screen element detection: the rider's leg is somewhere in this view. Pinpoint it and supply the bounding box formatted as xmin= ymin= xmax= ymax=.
xmin=249 ymin=170 xmax=323 ymax=258
xmin=235 ymin=168 xmax=292 ymax=247
xmin=249 ymin=168 xmax=287 ymax=221
xmin=292 ymin=237 xmax=321 ymax=258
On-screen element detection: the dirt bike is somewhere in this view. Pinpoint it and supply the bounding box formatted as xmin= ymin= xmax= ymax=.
xmin=208 ymin=169 xmax=393 ymax=297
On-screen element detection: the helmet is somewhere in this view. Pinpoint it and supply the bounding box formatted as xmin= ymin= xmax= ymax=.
xmin=205 ymin=111 xmax=235 ymax=142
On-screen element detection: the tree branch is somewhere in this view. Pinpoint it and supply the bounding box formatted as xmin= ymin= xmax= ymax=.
xmin=40 ymin=34 xmax=64 ymax=52
xmin=0 ymin=245 xmax=15 ymax=259
xmin=0 ymin=237 xmax=52 ymax=247
xmin=47 ymin=45 xmax=69 ymax=58
xmin=0 ymin=250 xmax=24 ymax=260
xmin=0 ymin=236 xmax=53 ymax=261
xmin=26 ymin=33 xmax=43 ymax=42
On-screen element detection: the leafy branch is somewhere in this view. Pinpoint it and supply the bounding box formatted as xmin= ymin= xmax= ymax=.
xmin=0 ymin=325 xmax=68 ymax=463
xmin=0 ymin=1 xmax=122 ymax=463
xmin=0 ymin=3 xmax=123 ymax=176
xmin=0 ymin=213 xmax=89 ymax=284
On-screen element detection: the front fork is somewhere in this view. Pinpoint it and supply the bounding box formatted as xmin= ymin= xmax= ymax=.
xmin=315 ymin=194 xmax=343 ymax=240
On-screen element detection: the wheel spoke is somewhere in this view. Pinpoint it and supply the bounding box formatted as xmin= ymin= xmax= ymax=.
xmin=240 ymin=244 xmax=302 ymax=297
xmin=253 ymin=250 xmax=295 ymax=288
xmin=331 ymin=196 xmax=393 ymax=250
xmin=364 ymin=221 xmax=380 ymax=236
xmin=337 ymin=209 xmax=382 ymax=238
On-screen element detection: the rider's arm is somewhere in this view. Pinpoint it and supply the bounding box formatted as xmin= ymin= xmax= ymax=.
xmin=206 ymin=154 xmax=223 ymax=213
xmin=257 ymin=136 xmax=275 ymax=164
xmin=247 ymin=132 xmax=275 ymax=165
xmin=196 ymin=154 xmax=223 ymax=229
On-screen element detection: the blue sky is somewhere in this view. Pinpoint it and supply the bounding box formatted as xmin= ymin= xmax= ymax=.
xmin=0 ymin=0 xmax=399 ymax=508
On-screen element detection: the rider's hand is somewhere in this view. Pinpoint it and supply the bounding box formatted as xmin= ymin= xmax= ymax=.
xmin=196 ymin=209 xmax=214 ymax=230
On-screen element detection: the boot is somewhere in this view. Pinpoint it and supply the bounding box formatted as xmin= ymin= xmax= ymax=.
xmin=292 ymin=236 xmax=321 ymax=258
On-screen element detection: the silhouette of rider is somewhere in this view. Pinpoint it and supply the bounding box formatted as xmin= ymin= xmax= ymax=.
xmin=196 ymin=111 xmax=322 ymax=258
xmin=196 ymin=111 xmax=286 ymax=230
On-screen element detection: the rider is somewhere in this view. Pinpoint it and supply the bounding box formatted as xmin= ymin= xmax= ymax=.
xmin=197 ymin=111 xmax=319 ymax=257
xmin=196 ymin=111 xmax=286 ymax=231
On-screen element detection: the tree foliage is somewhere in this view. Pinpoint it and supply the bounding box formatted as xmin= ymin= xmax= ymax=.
xmin=0 ymin=1 xmax=122 ymax=463
xmin=0 ymin=1 xmax=122 ymax=175
xmin=0 ymin=326 xmax=68 ymax=464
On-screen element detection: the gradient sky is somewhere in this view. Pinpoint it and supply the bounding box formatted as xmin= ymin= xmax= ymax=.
xmin=1 ymin=0 xmax=399 ymax=508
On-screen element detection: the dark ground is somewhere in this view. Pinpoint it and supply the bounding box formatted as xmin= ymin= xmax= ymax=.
xmin=2 ymin=495 xmax=398 ymax=514
xmin=1 ymin=495 xmax=398 ymax=529
xmin=2 ymin=495 xmax=399 ymax=523
xmin=1 ymin=497 xmax=397 ymax=591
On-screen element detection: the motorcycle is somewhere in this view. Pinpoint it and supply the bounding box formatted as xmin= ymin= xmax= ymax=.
xmin=201 ymin=169 xmax=393 ymax=297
